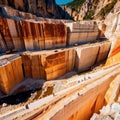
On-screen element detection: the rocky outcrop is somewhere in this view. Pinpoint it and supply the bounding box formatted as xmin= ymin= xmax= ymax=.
xmin=91 ymin=103 xmax=120 ymax=120
xmin=0 ymin=0 xmax=72 ymax=19
xmin=105 ymin=75 xmax=120 ymax=104
xmin=65 ymin=0 xmax=120 ymax=20
xmin=0 ymin=0 xmax=120 ymax=21
xmin=97 ymin=11 xmax=120 ymax=66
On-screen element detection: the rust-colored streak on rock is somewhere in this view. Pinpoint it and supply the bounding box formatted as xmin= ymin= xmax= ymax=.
xmin=110 ymin=45 xmax=120 ymax=57
xmin=0 ymin=32 xmax=7 ymax=53
xmin=43 ymin=22 xmax=66 ymax=49
xmin=45 ymin=51 xmax=67 ymax=80
xmin=54 ymin=23 xmax=66 ymax=45
xmin=7 ymin=19 xmax=25 ymax=51
xmin=0 ymin=17 xmax=14 ymax=51
xmin=20 ymin=21 xmax=34 ymax=50
xmin=37 ymin=23 xmax=45 ymax=50
xmin=43 ymin=23 xmax=54 ymax=49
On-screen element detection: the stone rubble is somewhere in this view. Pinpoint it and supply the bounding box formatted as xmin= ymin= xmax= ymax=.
xmin=91 ymin=103 xmax=120 ymax=120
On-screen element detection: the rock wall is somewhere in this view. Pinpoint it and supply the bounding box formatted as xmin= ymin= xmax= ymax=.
xmin=0 ymin=0 xmax=72 ymax=19
xmin=0 ymin=17 xmax=101 ymax=54
xmin=0 ymin=16 xmax=108 ymax=94
xmin=65 ymin=0 xmax=120 ymax=20
xmin=0 ymin=17 xmax=67 ymax=53
xmin=21 ymin=41 xmax=110 ymax=80
xmin=65 ymin=21 xmax=100 ymax=45
xmin=0 ymin=54 xmax=24 ymax=94
xmin=98 ymin=11 xmax=120 ymax=66
xmin=0 ymin=40 xmax=110 ymax=94
xmin=75 ymin=44 xmax=99 ymax=72
xmin=21 ymin=48 xmax=76 ymax=80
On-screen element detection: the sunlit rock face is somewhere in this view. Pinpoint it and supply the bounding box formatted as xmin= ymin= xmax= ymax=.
xmin=0 ymin=54 xmax=24 ymax=94
xmin=105 ymin=13 xmax=120 ymax=65
xmin=97 ymin=12 xmax=120 ymax=66
xmin=91 ymin=103 xmax=120 ymax=120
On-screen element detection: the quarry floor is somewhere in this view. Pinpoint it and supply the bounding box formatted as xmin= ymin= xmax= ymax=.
xmin=0 ymin=63 xmax=103 ymax=113
xmin=0 ymin=62 xmax=112 ymax=118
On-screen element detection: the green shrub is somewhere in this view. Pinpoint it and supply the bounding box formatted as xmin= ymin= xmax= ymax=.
xmin=99 ymin=0 xmax=117 ymax=18
xmin=67 ymin=0 xmax=86 ymax=9
xmin=84 ymin=10 xmax=94 ymax=20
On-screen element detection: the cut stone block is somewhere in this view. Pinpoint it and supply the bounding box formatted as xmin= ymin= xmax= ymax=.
xmin=21 ymin=48 xmax=76 ymax=80
xmin=75 ymin=44 xmax=99 ymax=72
xmin=96 ymin=41 xmax=111 ymax=63
xmin=0 ymin=55 xmax=24 ymax=94
xmin=66 ymin=22 xmax=99 ymax=46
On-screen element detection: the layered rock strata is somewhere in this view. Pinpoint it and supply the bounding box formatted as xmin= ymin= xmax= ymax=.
xmin=65 ymin=21 xmax=100 ymax=45
xmin=0 ymin=40 xmax=110 ymax=94
xmin=0 ymin=17 xmax=67 ymax=53
xmin=0 ymin=17 xmax=102 ymax=54
xmin=1 ymin=63 xmax=120 ymax=120
xmin=21 ymin=41 xmax=110 ymax=80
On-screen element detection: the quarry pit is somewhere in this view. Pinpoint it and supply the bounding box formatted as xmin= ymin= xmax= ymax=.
xmin=0 ymin=4 xmax=120 ymax=120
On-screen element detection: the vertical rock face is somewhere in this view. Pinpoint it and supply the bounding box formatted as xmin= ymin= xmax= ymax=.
xmin=75 ymin=44 xmax=99 ymax=72
xmin=98 ymin=12 xmax=120 ymax=66
xmin=21 ymin=48 xmax=76 ymax=80
xmin=0 ymin=55 xmax=24 ymax=94
xmin=43 ymin=22 xmax=67 ymax=49
xmin=0 ymin=17 xmax=14 ymax=51
xmin=0 ymin=0 xmax=72 ymax=19
xmin=65 ymin=21 xmax=99 ymax=46
xmin=7 ymin=19 xmax=25 ymax=51
xmin=65 ymin=0 xmax=120 ymax=20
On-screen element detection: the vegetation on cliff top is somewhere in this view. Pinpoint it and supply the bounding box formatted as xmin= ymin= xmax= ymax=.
xmin=67 ymin=0 xmax=86 ymax=9
xmin=97 ymin=0 xmax=117 ymax=19
xmin=83 ymin=10 xmax=94 ymax=20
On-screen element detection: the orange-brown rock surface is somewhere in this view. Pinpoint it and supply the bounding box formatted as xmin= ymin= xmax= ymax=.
xmin=43 ymin=22 xmax=67 ymax=49
xmin=3 ymin=63 xmax=118 ymax=120
xmin=0 ymin=17 xmax=14 ymax=52
xmin=105 ymin=75 xmax=120 ymax=104
xmin=21 ymin=48 xmax=76 ymax=80
xmin=0 ymin=54 xmax=24 ymax=94
xmin=0 ymin=17 xmax=68 ymax=53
